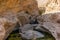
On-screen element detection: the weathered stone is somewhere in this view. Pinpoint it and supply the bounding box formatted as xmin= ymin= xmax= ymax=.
xmin=20 ymin=30 xmax=44 ymax=39
xmin=16 ymin=11 xmax=31 ymax=26
xmin=20 ymin=24 xmax=44 ymax=39
xmin=0 ymin=17 xmax=17 ymax=40
xmin=20 ymin=24 xmax=33 ymax=33
xmin=0 ymin=0 xmax=39 ymax=40
xmin=37 ymin=12 xmax=60 ymax=40
xmin=36 ymin=0 xmax=60 ymax=13
xmin=0 ymin=0 xmax=39 ymax=16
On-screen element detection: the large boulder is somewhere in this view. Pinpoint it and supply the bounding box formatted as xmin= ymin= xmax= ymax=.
xmin=20 ymin=30 xmax=44 ymax=39
xmin=0 ymin=0 xmax=39 ymax=40
xmin=20 ymin=24 xmax=44 ymax=39
xmin=0 ymin=11 xmax=17 ymax=40
xmin=37 ymin=12 xmax=60 ymax=40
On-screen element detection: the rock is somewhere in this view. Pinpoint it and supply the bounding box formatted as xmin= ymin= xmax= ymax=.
xmin=20 ymin=24 xmax=33 ymax=33
xmin=20 ymin=24 xmax=44 ymax=39
xmin=36 ymin=0 xmax=49 ymax=7
xmin=0 ymin=11 xmax=18 ymax=40
xmin=30 ymin=16 xmax=38 ymax=24
xmin=36 ymin=0 xmax=60 ymax=13
xmin=0 ymin=0 xmax=39 ymax=16
xmin=20 ymin=24 xmax=39 ymax=33
xmin=20 ymin=30 xmax=44 ymax=39
xmin=0 ymin=0 xmax=39 ymax=40
xmin=37 ymin=12 xmax=60 ymax=40
xmin=16 ymin=11 xmax=31 ymax=26
xmin=35 ymin=24 xmax=49 ymax=32
xmin=0 ymin=17 xmax=17 ymax=40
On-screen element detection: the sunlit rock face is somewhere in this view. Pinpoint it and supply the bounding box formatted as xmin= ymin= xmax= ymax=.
xmin=36 ymin=0 xmax=60 ymax=14
xmin=0 ymin=0 xmax=39 ymax=16
xmin=37 ymin=12 xmax=60 ymax=40
xmin=36 ymin=0 xmax=49 ymax=7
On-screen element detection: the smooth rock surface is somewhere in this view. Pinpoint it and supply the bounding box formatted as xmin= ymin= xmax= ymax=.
xmin=20 ymin=24 xmax=44 ymax=39
xmin=20 ymin=30 xmax=44 ymax=39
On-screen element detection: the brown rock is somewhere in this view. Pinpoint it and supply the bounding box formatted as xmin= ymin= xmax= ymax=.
xmin=0 ymin=0 xmax=39 ymax=15
xmin=0 ymin=11 xmax=17 ymax=40
xmin=0 ymin=17 xmax=17 ymax=40
xmin=0 ymin=0 xmax=39 ymax=40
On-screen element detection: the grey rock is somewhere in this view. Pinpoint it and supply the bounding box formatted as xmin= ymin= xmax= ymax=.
xmin=20 ymin=30 xmax=44 ymax=39
xmin=20 ymin=24 xmax=33 ymax=33
xmin=37 ymin=12 xmax=60 ymax=40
